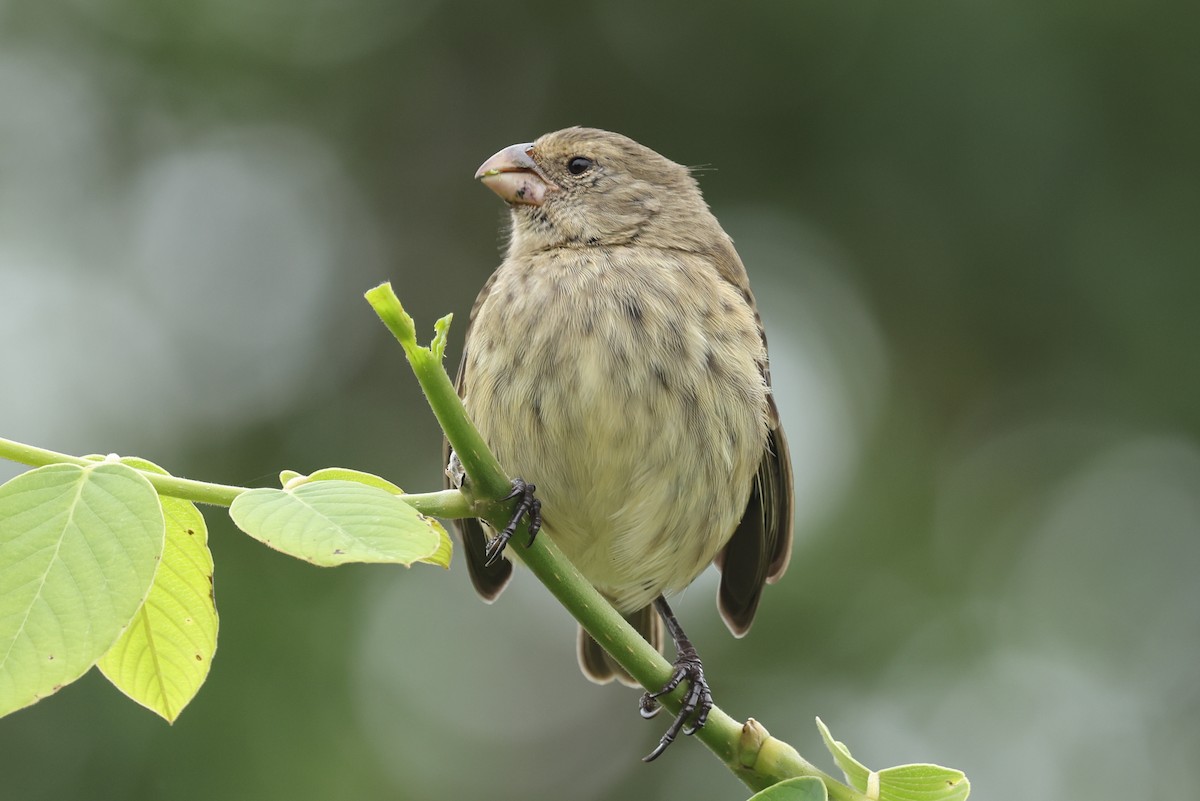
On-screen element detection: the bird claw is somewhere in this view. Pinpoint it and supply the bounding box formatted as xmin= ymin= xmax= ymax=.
xmin=640 ymin=647 xmax=713 ymax=762
xmin=484 ymin=478 xmax=542 ymax=567
xmin=638 ymin=694 xmax=662 ymax=719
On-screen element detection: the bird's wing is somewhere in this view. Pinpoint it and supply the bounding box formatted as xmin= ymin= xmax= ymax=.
xmin=444 ymin=269 xmax=513 ymax=601
xmin=711 ymin=242 xmax=795 ymax=636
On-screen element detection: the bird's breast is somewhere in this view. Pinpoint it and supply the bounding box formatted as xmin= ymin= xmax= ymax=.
xmin=464 ymin=248 xmax=769 ymax=611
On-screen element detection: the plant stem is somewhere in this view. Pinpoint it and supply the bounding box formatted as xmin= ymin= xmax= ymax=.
xmin=0 ymin=437 xmax=247 ymax=505
xmin=139 ymin=471 xmax=245 ymax=506
xmin=0 ymin=437 xmax=91 ymax=469
xmin=398 ymin=489 xmax=474 ymax=518
xmin=365 ymin=283 xmax=511 ymax=501
xmin=0 ymin=436 xmax=472 ymax=519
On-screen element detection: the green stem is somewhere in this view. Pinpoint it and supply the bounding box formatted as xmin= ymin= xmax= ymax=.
xmin=1 ymin=434 xmax=482 ymax=527
xmin=398 ymin=489 xmax=474 ymax=518
xmin=0 ymin=437 xmax=248 ymax=506
xmin=0 ymin=437 xmax=92 ymax=469
xmin=0 ymin=437 xmax=473 ymax=519
xmin=365 ymin=284 xmax=865 ymax=798
xmin=141 ymin=472 xmax=245 ymax=506
xmin=365 ymin=283 xmax=511 ymax=500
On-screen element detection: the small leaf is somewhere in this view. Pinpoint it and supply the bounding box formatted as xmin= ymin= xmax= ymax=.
xmin=431 ymin=313 xmax=453 ymax=360
xmin=279 ymin=470 xmax=303 ymax=487
xmin=264 ymin=469 xmax=450 ymax=569
xmin=98 ymin=458 xmax=218 ymax=723
xmin=817 ymin=717 xmax=870 ymax=791
xmin=816 ymin=719 xmax=971 ymax=801
xmin=746 ymin=777 xmax=828 ymax=801
xmin=305 ymin=468 xmax=404 ymax=494
xmin=229 ymin=480 xmax=446 ymax=567
xmin=875 ymin=764 xmax=970 ymax=801
xmin=288 ymin=470 xmax=451 ymax=568
xmin=0 ymin=463 xmax=164 ymax=717
xmin=421 ymin=519 xmax=453 ymax=569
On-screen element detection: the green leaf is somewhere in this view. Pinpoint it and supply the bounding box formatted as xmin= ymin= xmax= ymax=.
xmin=279 ymin=469 xmax=303 ymax=486
xmin=874 ymin=765 xmax=970 ymax=801
xmin=300 ymin=467 xmax=404 ymax=494
xmin=229 ymin=480 xmax=449 ymax=567
xmin=422 ymin=521 xmax=453 ymax=569
xmin=746 ymin=777 xmax=828 ymax=801
xmin=431 ymin=313 xmax=453 ymax=360
xmin=0 ymin=462 xmax=165 ymax=717
xmin=270 ymin=469 xmax=451 ymax=567
xmin=816 ymin=718 xmax=971 ymax=801
xmin=817 ymin=717 xmax=870 ymax=791
xmin=98 ymin=458 xmax=218 ymax=723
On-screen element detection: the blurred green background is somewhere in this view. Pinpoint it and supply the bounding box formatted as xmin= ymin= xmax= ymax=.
xmin=2 ymin=1 xmax=1197 ymax=799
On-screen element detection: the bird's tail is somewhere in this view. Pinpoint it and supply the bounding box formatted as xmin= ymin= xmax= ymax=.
xmin=576 ymin=605 xmax=663 ymax=688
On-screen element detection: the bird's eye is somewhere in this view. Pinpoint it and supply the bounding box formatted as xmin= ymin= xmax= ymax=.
xmin=566 ymin=156 xmax=593 ymax=175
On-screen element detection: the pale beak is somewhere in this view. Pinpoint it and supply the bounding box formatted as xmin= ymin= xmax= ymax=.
xmin=475 ymin=142 xmax=557 ymax=206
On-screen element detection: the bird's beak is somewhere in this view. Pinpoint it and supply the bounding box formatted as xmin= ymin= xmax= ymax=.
xmin=475 ymin=143 xmax=557 ymax=206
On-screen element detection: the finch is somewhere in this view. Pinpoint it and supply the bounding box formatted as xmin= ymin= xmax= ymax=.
xmin=447 ymin=127 xmax=793 ymax=760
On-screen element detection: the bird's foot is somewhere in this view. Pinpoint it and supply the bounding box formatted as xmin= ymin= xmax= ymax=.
xmin=484 ymin=478 xmax=542 ymax=567
xmin=638 ymin=645 xmax=713 ymax=762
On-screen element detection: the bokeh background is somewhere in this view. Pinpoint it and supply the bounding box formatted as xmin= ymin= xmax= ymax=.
xmin=2 ymin=1 xmax=1197 ymax=799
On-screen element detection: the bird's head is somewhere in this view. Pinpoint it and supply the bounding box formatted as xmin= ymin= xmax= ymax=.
xmin=475 ymin=127 xmax=719 ymax=255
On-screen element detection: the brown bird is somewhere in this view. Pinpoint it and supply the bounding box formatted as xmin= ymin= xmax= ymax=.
xmin=447 ymin=127 xmax=792 ymax=760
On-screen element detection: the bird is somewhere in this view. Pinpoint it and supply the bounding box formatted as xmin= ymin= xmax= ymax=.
xmin=446 ymin=127 xmax=793 ymax=761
